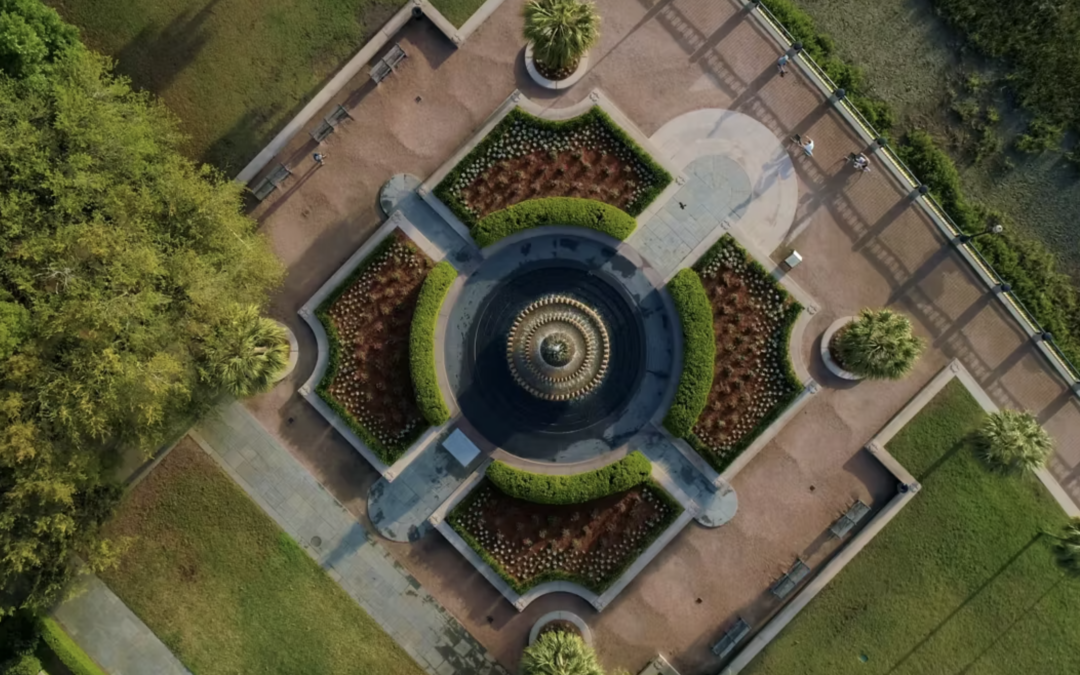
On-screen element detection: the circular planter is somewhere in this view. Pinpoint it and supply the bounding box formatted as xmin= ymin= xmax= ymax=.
xmin=821 ymin=317 xmax=863 ymax=381
xmin=528 ymin=611 xmax=593 ymax=646
xmin=525 ymin=43 xmax=590 ymax=90
xmin=273 ymin=321 xmax=300 ymax=383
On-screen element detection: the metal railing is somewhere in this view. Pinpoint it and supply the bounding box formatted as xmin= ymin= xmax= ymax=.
xmin=748 ymin=0 xmax=1080 ymax=386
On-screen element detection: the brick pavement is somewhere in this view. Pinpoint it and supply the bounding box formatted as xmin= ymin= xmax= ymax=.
xmin=192 ymin=403 xmax=507 ymax=675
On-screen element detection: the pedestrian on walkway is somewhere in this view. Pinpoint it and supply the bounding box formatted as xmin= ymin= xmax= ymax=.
xmin=777 ymin=54 xmax=789 ymax=77
xmin=801 ymin=137 xmax=815 ymax=157
xmin=313 ymin=152 xmax=327 ymax=166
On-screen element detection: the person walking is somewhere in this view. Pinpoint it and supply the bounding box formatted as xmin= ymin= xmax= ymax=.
xmin=777 ymin=54 xmax=789 ymax=77
xmin=801 ymin=137 xmax=815 ymax=157
xmin=313 ymin=152 xmax=327 ymax=166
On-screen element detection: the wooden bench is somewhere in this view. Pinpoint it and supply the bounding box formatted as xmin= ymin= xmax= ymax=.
xmin=370 ymin=43 xmax=407 ymax=84
xmin=711 ymin=617 xmax=751 ymax=658
xmin=829 ymin=499 xmax=871 ymax=538
xmin=251 ymin=163 xmax=292 ymax=201
xmin=310 ymin=104 xmax=353 ymax=143
xmin=770 ymin=559 xmax=810 ymax=600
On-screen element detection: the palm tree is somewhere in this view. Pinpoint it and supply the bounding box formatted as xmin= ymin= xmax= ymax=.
xmin=834 ymin=308 xmax=923 ymax=380
xmin=203 ymin=305 xmax=290 ymax=398
xmin=521 ymin=630 xmax=604 ymax=675
xmin=523 ymin=0 xmax=600 ymax=73
xmin=1050 ymin=518 xmax=1080 ymax=577
xmin=976 ymin=409 xmax=1053 ymax=475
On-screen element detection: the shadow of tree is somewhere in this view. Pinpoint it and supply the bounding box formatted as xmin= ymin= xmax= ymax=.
xmin=112 ymin=0 xmax=222 ymax=96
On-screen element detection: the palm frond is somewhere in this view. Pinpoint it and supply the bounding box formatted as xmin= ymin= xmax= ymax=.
xmin=835 ymin=308 xmax=923 ymax=380
xmin=203 ymin=305 xmax=290 ymax=398
xmin=521 ymin=630 xmax=605 ymax=675
xmin=976 ymin=409 xmax=1053 ymax=476
xmin=524 ymin=0 xmax=601 ymax=71
xmin=1054 ymin=518 xmax=1080 ymax=577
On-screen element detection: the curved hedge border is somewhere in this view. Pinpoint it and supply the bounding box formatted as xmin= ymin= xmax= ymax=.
xmin=315 ymin=235 xmax=425 ymax=465
xmin=486 ymin=451 xmax=652 ymax=505
xmin=410 ymin=261 xmax=456 ymax=426
xmin=662 ymin=269 xmax=716 ymax=438
xmin=434 ymin=106 xmax=673 ymax=229
xmin=40 ymin=617 xmax=107 ymax=675
xmin=473 ymin=197 xmax=637 ymax=247
xmin=449 ymin=477 xmax=682 ymax=594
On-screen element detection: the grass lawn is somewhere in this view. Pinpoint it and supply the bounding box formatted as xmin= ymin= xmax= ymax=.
xmin=429 ymin=0 xmax=488 ymax=28
xmin=744 ymin=379 xmax=1080 ymax=674
xmin=99 ymin=438 xmax=425 ymax=675
xmin=46 ymin=0 xmax=406 ymax=173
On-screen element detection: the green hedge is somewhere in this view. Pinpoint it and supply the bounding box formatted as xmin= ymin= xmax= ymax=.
xmin=662 ymin=269 xmax=716 ymax=438
xmin=449 ymin=478 xmax=682 ymax=594
xmin=486 ymin=451 xmax=652 ymax=505
xmin=759 ymin=0 xmax=895 ymax=132
xmin=473 ymin=197 xmax=637 ymax=247
xmin=39 ymin=617 xmax=107 ymax=675
xmin=315 ymin=235 xmax=425 ymax=465
xmin=434 ymin=106 xmax=673 ymax=228
xmin=410 ymin=261 xmax=456 ymax=426
xmin=898 ymin=131 xmax=1080 ymax=370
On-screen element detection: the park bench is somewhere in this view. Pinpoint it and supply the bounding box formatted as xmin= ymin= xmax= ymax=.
xmin=770 ymin=558 xmax=810 ymax=600
xmin=310 ymin=104 xmax=354 ymax=143
xmin=711 ymin=617 xmax=751 ymax=658
xmin=829 ymin=499 xmax=871 ymax=538
xmin=370 ymin=43 xmax=407 ymax=84
xmin=251 ymin=163 xmax=292 ymax=201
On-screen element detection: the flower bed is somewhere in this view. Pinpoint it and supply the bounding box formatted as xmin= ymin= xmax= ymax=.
xmin=685 ymin=235 xmax=803 ymax=472
xmin=434 ymin=107 xmax=672 ymax=229
xmin=316 ymin=231 xmax=434 ymax=464
xmin=448 ymin=468 xmax=682 ymax=594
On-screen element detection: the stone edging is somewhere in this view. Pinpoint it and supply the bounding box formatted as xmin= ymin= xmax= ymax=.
xmin=417 ymin=88 xmax=686 ymax=243
xmin=524 ymin=43 xmax=591 ymax=90
xmin=273 ymin=321 xmax=300 ymax=383
xmin=528 ymin=611 xmax=593 ymax=646
xmin=820 ymin=317 xmax=862 ymax=381
xmin=722 ymin=358 xmax=1078 ymax=673
xmin=297 ymin=210 xmax=451 ymax=481
xmin=429 ymin=461 xmax=699 ymax=612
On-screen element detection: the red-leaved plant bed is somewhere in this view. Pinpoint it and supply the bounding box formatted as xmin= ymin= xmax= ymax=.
xmin=448 ymin=479 xmax=682 ymax=593
xmin=689 ymin=235 xmax=803 ymax=472
xmin=434 ymin=107 xmax=672 ymax=228
xmin=316 ymin=230 xmax=433 ymax=464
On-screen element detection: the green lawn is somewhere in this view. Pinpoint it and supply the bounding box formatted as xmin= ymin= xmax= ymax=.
xmin=46 ymin=0 xmax=406 ymax=173
xmin=99 ymin=438 xmax=425 ymax=675
xmin=429 ymin=0 xmax=488 ymax=28
xmin=744 ymin=379 xmax=1080 ymax=674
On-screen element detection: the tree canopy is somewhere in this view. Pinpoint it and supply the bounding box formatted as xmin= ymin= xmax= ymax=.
xmin=0 ymin=0 xmax=281 ymax=616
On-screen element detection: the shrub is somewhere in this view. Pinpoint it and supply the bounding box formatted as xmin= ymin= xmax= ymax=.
xmin=521 ymin=630 xmax=604 ymax=675
xmin=3 ymin=654 xmax=41 ymax=675
xmin=976 ymin=409 xmax=1053 ymax=476
xmin=662 ymin=269 xmax=715 ymax=437
xmin=834 ymin=308 xmax=923 ymax=380
xmin=1015 ymin=118 xmax=1063 ymax=154
xmin=39 ymin=617 xmax=107 ymax=675
xmin=201 ymin=305 xmax=290 ymax=398
xmin=1053 ymin=518 xmax=1080 ymax=577
xmin=523 ymin=0 xmax=600 ymax=72
xmin=473 ymin=197 xmax=636 ymax=247
xmin=410 ymin=261 xmax=456 ymax=425
xmin=487 ymin=451 xmax=651 ymax=504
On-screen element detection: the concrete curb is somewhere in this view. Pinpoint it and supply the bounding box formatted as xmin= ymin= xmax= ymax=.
xmin=820 ymin=317 xmax=862 ymax=381
xmin=297 ymin=210 xmax=451 ymax=481
xmin=524 ymin=43 xmax=591 ymax=90
xmin=429 ymin=463 xmax=698 ymax=612
xmin=528 ymin=611 xmax=593 ymax=646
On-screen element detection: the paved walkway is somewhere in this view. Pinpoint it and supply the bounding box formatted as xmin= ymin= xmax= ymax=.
xmin=53 ymin=573 xmax=191 ymax=675
xmin=193 ymin=402 xmax=507 ymax=675
xmin=638 ymin=425 xmax=739 ymax=527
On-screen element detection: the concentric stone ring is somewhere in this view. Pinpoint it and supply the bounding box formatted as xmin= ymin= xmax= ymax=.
xmin=506 ymin=295 xmax=611 ymax=401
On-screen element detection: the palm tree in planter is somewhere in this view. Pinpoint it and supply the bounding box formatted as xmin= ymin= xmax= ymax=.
xmin=522 ymin=630 xmax=604 ymax=675
xmin=202 ymin=305 xmax=290 ymax=398
xmin=976 ymin=409 xmax=1053 ymax=476
xmin=523 ymin=0 xmax=600 ymax=80
xmin=834 ymin=308 xmax=923 ymax=380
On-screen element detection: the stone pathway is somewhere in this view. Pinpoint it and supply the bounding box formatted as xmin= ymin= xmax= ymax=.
xmin=193 ymin=402 xmax=507 ymax=675
xmin=638 ymin=426 xmax=738 ymax=528
xmin=368 ymin=424 xmax=482 ymax=542
xmin=53 ymin=572 xmax=192 ymax=675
